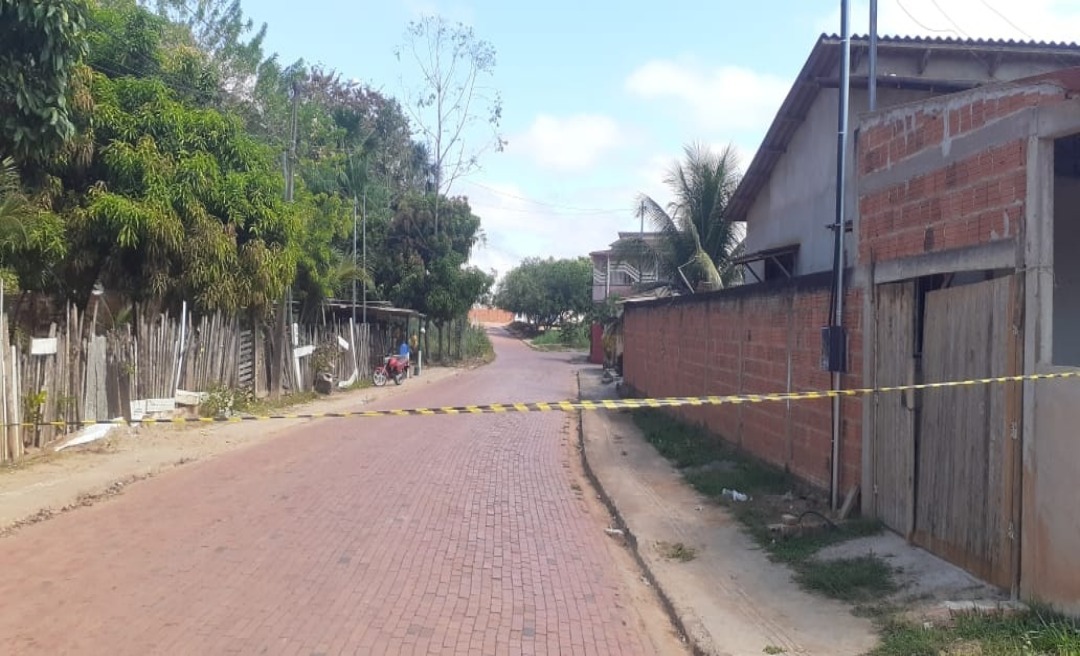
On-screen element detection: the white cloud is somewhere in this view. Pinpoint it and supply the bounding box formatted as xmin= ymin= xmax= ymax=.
xmin=461 ymin=179 xmax=642 ymax=281
xmin=507 ymin=114 xmax=625 ymax=172
xmin=816 ymin=0 xmax=1080 ymax=43
xmin=625 ymin=59 xmax=789 ymax=134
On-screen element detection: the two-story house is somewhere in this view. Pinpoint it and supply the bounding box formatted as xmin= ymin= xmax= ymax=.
xmin=589 ymin=232 xmax=665 ymax=302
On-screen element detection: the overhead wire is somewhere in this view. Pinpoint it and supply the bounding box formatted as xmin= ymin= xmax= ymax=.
xmin=893 ymin=0 xmax=959 ymax=36
xmin=928 ymin=0 xmax=972 ymax=39
xmin=979 ymin=0 xmax=1035 ymax=40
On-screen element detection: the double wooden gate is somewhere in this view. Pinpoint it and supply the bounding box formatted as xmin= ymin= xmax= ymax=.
xmin=871 ymin=275 xmax=1023 ymax=589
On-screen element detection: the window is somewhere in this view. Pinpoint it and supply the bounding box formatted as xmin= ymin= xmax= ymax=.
xmin=763 ymin=251 xmax=797 ymax=281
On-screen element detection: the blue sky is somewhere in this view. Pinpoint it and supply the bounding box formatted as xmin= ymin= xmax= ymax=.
xmin=247 ymin=0 xmax=1080 ymax=278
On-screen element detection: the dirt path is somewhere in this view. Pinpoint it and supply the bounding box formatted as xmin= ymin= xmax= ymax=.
xmin=0 ymin=366 xmax=462 ymax=532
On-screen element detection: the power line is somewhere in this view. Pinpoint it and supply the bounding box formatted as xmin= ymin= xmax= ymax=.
xmin=460 ymin=179 xmax=634 ymax=215
xmin=929 ymin=0 xmax=972 ymax=39
xmin=979 ymin=0 xmax=1035 ymax=40
xmin=893 ymin=0 xmax=960 ymax=36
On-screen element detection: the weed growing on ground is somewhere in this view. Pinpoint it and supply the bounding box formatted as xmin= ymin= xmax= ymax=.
xmin=763 ymin=646 xmax=786 ymax=655
xmin=871 ymin=606 xmax=1080 ymax=655
xmin=530 ymin=325 xmax=588 ymax=350
xmin=796 ymin=555 xmax=897 ymax=602
xmin=632 ymin=409 xmax=894 ymax=603
xmin=656 ymin=541 xmax=698 ymax=562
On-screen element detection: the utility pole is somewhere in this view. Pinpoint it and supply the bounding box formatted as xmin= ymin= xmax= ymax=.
xmin=639 ymin=199 xmax=646 ymax=286
xmin=352 ymin=194 xmax=358 ymax=330
xmin=827 ymin=0 xmax=852 ymax=511
xmin=362 ymin=189 xmax=368 ymax=326
xmin=869 ymin=0 xmax=879 ymax=111
xmin=271 ymin=82 xmax=300 ymax=397
xmin=286 ymin=81 xmax=299 ymax=327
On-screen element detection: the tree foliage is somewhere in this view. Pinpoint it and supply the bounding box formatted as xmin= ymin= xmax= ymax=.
xmin=0 ymin=0 xmax=90 ymax=163
xmin=495 ymin=257 xmax=592 ymax=329
xmin=62 ymin=72 xmax=299 ymax=313
xmin=149 ymin=0 xmax=267 ymax=99
xmin=378 ymin=193 xmax=492 ymax=326
xmin=0 ymin=0 xmax=498 ymax=325
xmin=617 ymin=142 xmax=745 ymax=293
xmin=0 ymin=157 xmax=66 ymax=292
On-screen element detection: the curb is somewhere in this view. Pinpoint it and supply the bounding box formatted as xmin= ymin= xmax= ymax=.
xmin=574 ymin=371 xmax=708 ymax=656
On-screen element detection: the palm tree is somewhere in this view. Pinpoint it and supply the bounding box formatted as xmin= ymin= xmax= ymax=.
xmin=617 ymin=142 xmax=744 ymax=293
xmin=0 ymin=157 xmax=66 ymax=293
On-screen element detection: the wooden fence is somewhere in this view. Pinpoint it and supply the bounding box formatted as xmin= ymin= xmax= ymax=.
xmin=0 ymin=304 xmax=390 ymax=464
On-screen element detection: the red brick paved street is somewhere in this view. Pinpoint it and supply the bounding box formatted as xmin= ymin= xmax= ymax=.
xmin=0 ymin=331 xmax=650 ymax=655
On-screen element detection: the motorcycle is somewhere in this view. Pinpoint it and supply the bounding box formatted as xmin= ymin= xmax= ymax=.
xmin=373 ymin=353 xmax=409 ymax=386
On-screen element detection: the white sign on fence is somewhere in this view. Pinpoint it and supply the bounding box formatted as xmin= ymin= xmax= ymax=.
xmin=130 ymin=398 xmax=175 ymax=421
xmin=294 ymin=345 xmax=315 ymax=358
xmin=30 ymin=337 xmax=58 ymax=355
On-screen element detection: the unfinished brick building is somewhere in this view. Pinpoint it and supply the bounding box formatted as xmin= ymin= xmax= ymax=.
xmin=620 ymin=34 xmax=1080 ymax=611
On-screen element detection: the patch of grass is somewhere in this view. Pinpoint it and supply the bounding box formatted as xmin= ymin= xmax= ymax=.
xmin=632 ymin=409 xmax=895 ymax=603
xmin=233 ymin=391 xmax=319 ymax=417
xmin=763 ymin=646 xmax=786 ymax=655
xmin=633 ymin=410 xmax=728 ymax=469
xmin=872 ymin=607 xmax=1080 ymax=656
xmin=530 ymin=324 xmax=589 ymax=350
xmin=462 ymin=324 xmax=495 ymax=363
xmin=796 ymin=555 xmax=898 ymax=603
xmin=656 ymin=540 xmax=698 ymax=562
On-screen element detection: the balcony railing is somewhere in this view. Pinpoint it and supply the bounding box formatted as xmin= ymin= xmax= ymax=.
xmin=593 ymin=261 xmax=658 ymax=286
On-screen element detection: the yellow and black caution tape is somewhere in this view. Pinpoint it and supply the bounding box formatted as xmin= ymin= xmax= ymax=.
xmin=10 ymin=370 xmax=1080 ymax=429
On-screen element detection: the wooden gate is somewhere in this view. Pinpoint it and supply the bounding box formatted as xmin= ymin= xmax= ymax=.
xmin=872 ymin=282 xmax=917 ymax=537
xmin=915 ymin=275 xmax=1022 ymax=589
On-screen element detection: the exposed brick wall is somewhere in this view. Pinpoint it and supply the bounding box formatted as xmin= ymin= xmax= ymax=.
xmin=858 ymin=82 xmax=1070 ymax=264
xmin=469 ymin=307 xmax=514 ymax=324
xmin=860 ymin=139 xmax=1027 ymax=261
xmin=621 ymin=276 xmax=863 ymax=492
xmin=859 ymin=84 xmax=1064 ymax=173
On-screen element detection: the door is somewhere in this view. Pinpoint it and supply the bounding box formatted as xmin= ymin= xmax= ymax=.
xmin=915 ymin=275 xmax=1022 ymax=589
xmin=872 ymin=281 xmax=917 ymax=537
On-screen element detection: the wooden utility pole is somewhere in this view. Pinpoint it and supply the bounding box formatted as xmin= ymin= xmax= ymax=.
xmin=270 ymin=82 xmax=300 ymax=397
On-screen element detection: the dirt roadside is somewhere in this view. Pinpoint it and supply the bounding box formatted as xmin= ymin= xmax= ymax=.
xmin=577 ymin=368 xmax=880 ymax=656
xmin=0 ymin=366 xmax=463 ymax=532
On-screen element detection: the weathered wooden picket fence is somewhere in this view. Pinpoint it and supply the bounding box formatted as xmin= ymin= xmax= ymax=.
xmin=0 ymin=304 xmax=384 ymax=464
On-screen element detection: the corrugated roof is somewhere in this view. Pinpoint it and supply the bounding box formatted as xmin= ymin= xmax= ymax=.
xmin=729 ymin=34 xmax=1080 ymax=224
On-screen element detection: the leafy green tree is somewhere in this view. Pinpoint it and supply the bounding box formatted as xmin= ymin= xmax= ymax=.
xmin=0 ymin=0 xmax=90 ymax=164
xmin=495 ymin=257 xmax=592 ymax=329
xmin=379 ymin=193 xmax=492 ymax=343
xmin=618 ymin=142 xmax=744 ymax=293
xmin=56 ymin=71 xmax=300 ymax=314
xmin=149 ymin=0 xmax=267 ymax=99
xmin=0 ymin=157 xmax=66 ymax=292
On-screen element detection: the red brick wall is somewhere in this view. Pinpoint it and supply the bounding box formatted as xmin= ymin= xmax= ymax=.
xmin=621 ymin=278 xmax=863 ymax=492
xmin=469 ymin=307 xmax=514 ymax=324
xmin=858 ymin=83 xmax=1069 ymax=264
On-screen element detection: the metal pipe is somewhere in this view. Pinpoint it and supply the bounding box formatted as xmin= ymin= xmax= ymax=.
xmin=869 ymin=0 xmax=879 ymax=111
xmin=831 ymin=0 xmax=852 ymax=511
xmin=362 ymin=189 xmax=368 ymax=327
xmin=352 ymin=195 xmax=358 ymax=330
